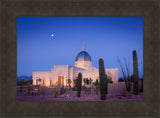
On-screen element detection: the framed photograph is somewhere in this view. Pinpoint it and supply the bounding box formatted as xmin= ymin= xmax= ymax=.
xmin=1 ymin=1 xmax=159 ymax=117
xmin=16 ymin=17 xmax=143 ymax=102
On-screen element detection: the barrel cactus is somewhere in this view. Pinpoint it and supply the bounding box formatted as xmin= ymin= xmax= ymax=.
xmin=99 ymin=58 xmax=107 ymax=100
xmin=77 ymin=73 xmax=82 ymax=97
xmin=133 ymin=50 xmax=139 ymax=95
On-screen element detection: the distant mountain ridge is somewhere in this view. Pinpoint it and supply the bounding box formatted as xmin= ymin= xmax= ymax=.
xmin=17 ymin=75 xmax=32 ymax=82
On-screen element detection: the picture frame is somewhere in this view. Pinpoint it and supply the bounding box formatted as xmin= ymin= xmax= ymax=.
xmin=1 ymin=0 xmax=159 ymax=117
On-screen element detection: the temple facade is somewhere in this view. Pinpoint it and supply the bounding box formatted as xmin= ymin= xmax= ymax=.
xmin=32 ymin=43 xmax=118 ymax=87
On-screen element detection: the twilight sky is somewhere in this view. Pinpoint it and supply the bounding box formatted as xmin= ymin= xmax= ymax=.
xmin=17 ymin=17 xmax=143 ymax=78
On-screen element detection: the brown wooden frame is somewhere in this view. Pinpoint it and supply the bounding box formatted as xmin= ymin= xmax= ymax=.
xmin=1 ymin=1 xmax=159 ymax=117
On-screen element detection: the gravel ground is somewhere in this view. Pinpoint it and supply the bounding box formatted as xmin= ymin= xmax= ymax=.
xmin=17 ymin=90 xmax=143 ymax=101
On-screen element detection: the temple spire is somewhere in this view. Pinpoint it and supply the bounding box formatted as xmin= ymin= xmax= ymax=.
xmin=82 ymin=42 xmax=85 ymax=51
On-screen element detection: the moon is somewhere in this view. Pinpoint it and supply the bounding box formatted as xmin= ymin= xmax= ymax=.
xmin=51 ymin=33 xmax=54 ymax=37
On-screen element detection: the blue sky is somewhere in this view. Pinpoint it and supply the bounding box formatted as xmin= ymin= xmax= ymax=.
xmin=17 ymin=17 xmax=143 ymax=78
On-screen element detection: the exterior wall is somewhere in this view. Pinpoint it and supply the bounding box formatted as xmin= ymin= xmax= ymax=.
xmin=32 ymin=71 xmax=51 ymax=86
xmin=74 ymin=67 xmax=118 ymax=85
xmin=75 ymin=61 xmax=92 ymax=69
xmin=33 ymin=65 xmax=70 ymax=87
xmin=72 ymin=67 xmax=85 ymax=86
xmin=80 ymin=69 xmax=99 ymax=84
xmin=107 ymin=81 xmax=143 ymax=94
xmin=32 ymin=65 xmax=119 ymax=87
xmin=52 ymin=65 xmax=69 ymax=86
xmin=105 ymin=68 xmax=118 ymax=83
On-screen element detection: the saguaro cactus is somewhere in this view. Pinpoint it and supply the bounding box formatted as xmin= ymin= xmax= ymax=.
xmin=99 ymin=58 xmax=107 ymax=100
xmin=140 ymin=79 xmax=143 ymax=92
xmin=105 ymin=74 xmax=108 ymax=95
xmin=133 ymin=50 xmax=139 ymax=95
xmin=77 ymin=73 xmax=82 ymax=97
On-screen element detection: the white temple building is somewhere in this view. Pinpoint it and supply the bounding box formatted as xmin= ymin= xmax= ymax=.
xmin=32 ymin=43 xmax=118 ymax=87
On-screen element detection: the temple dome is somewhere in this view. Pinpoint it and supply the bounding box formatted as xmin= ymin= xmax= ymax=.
xmin=75 ymin=51 xmax=91 ymax=62
xmin=75 ymin=42 xmax=92 ymax=69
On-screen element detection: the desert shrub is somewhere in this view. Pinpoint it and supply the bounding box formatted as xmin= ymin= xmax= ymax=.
xmin=119 ymin=78 xmax=124 ymax=82
xmin=107 ymin=77 xmax=113 ymax=83
xmin=40 ymin=86 xmax=45 ymax=96
xmin=60 ymin=85 xmax=66 ymax=95
xmin=53 ymin=81 xmax=59 ymax=97
xmin=73 ymin=78 xmax=78 ymax=87
xmin=27 ymin=84 xmax=34 ymax=95
xmin=53 ymin=87 xmax=59 ymax=98
xmin=17 ymin=82 xmax=21 ymax=86
xmin=93 ymin=79 xmax=99 ymax=94
xmin=121 ymin=87 xmax=127 ymax=96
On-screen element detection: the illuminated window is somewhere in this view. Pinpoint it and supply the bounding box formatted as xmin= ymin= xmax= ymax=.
xmin=50 ymin=80 xmax=52 ymax=87
xmin=43 ymin=79 xmax=45 ymax=85
xmin=58 ymin=76 xmax=64 ymax=85
xmin=36 ymin=79 xmax=38 ymax=85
